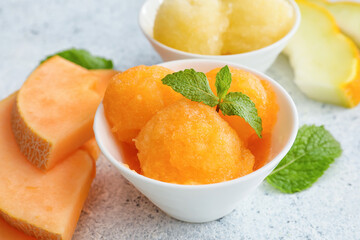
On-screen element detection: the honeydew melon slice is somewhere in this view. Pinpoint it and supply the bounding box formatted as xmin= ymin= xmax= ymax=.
xmin=309 ymin=0 xmax=360 ymax=47
xmin=284 ymin=0 xmax=360 ymax=107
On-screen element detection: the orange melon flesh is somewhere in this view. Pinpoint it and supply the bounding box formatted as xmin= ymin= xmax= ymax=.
xmin=80 ymin=138 xmax=101 ymax=162
xmin=0 ymin=217 xmax=36 ymax=240
xmin=83 ymin=69 xmax=119 ymax=161
xmin=1 ymin=94 xmax=96 ymax=240
xmin=12 ymin=56 xmax=104 ymax=170
xmin=90 ymin=69 xmax=120 ymax=97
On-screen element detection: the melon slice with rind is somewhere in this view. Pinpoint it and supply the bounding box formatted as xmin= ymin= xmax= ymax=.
xmin=284 ymin=0 xmax=360 ymax=107
xmin=90 ymin=69 xmax=120 ymax=97
xmin=0 ymin=217 xmax=36 ymax=240
xmin=1 ymin=93 xmax=96 ymax=240
xmin=12 ymin=56 xmax=104 ymax=170
xmin=309 ymin=0 xmax=360 ymax=47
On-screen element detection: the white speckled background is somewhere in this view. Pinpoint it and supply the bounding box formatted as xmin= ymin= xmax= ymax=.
xmin=1 ymin=0 xmax=360 ymax=239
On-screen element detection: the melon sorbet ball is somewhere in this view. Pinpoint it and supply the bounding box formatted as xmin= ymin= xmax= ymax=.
xmin=103 ymin=65 xmax=182 ymax=143
xmin=135 ymin=100 xmax=255 ymax=185
xmin=153 ymin=0 xmax=294 ymax=55
xmin=153 ymin=0 xmax=228 ymax=55
xmin=206 ymin=67 xmax=278 ymax=145
xmin=223 ymin=0 xmax=295 ymax=54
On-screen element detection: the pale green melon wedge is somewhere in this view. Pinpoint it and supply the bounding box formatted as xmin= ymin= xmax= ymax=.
xmin=309 ymin=0 xmax=360 ymax=47
xmin=284 ymin=0 xmax=360 ymax=107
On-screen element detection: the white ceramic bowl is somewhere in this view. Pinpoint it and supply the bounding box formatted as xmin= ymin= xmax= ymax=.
xmin=139 ymin=0 xmax=301 ymax=72
xmin=93 ymin=59 xmax=298 ymax=223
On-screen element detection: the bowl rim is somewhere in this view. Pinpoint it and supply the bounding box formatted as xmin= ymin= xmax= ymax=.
xmin=94 ymin=59 xmax=299 ymax=190
xmin=138 ymin=0 xmax=301 ymax=58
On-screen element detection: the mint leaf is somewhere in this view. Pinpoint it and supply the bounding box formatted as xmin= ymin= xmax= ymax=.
xmin=215 ymin=65 xmax=232 ymax=100
xmin=162 ymin=69 xmax=219 ymax=107
xmin=41 ymin=48 xmax=113 ymax=69
xmin=161 ymin=67 xmax=263 ymax=137
xmin=267 ymin=125 xmax=342 ymax=194
xmin=219 ymin=92 xmax=262 ymax=138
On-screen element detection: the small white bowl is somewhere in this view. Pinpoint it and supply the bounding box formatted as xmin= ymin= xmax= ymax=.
xmin=139 ymin=0 xmax=301 ymax=72
xmin=94 ymin=59 xmax=298 ymax=223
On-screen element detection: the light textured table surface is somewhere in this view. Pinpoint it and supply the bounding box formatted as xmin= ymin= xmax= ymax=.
xmin=1 ymin=0 xmax=360 ymax=239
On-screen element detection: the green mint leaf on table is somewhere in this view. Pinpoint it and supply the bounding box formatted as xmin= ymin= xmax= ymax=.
xmin=162 ymin=66 xmax=262 ymax=136
xmin=267 ymin=125 xmax=342 ymax=194
xmin=215 ymin=65 xmax=232 ymax=100
xmin=219 ymin=92 xmax=262 ymax=138
xmin=162 ymin=68 xmax=219 ymax=107
xmin=41 ymin=48 xmax=113 ymax=69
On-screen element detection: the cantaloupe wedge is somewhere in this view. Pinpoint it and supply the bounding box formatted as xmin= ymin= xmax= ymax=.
xmin=284 ymin=0 xmax=360 ymax=107
xmin=12 ymin=56 xmax=106 ymax=170
xmin=82 ymin=69 xmax=119 ymax=161
xmin=309 ymin=0 xmax=360 ymax=47
xmin=76 ymin=70 xmax=120 ymax=161
xmin=1 ymin=94 xmax=96 ymax=240
xmin=80 ymin=137 xmax=101 ymax=161
xmin=0 ymin=217 xmax=36 ymax=240
xmin=90 ymin=69 xmax=120 ymax=97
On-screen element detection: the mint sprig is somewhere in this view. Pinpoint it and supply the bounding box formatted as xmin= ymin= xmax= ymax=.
xmin=267 ymin=125 xmax=342 ymax=193
xmin=41 ymin=48 xmax=113 ymax=69
xmin=162 ymin=66 xmax=262 ymax=137
xmin=162 ymin=69 xmax=219 ymax=107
